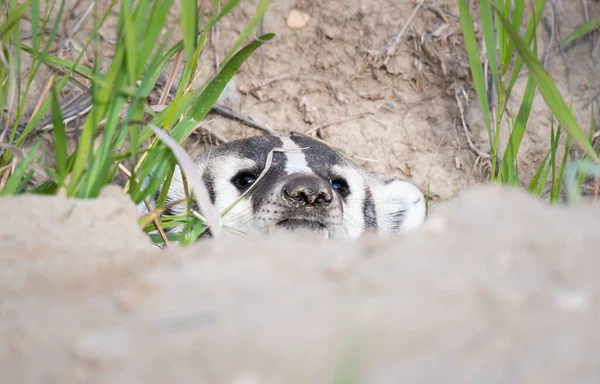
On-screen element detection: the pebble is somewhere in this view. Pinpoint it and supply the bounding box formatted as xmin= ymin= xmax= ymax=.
xmin=286 ymin=9 xmax=311 ymax=30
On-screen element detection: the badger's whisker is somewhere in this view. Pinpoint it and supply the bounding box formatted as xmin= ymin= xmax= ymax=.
xmin=223 ymin=212 xmax=256 ymax=229
xmin=339 ymin=222 xmax=354 ymax=241
xmin=343 ymin=211 xmax=366 ymax=233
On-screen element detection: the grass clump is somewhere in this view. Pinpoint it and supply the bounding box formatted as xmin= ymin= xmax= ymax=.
xmin=0 ymin=0 xmax=273 ymax=245
xmin=458 ymin=0 xmax=600 ymax=202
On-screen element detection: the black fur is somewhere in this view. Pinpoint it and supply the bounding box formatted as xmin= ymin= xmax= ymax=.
xmin=202 ymin=169 xmax=217 ymax=204
xmin=387 ymin=209 xmax=406 ymax=232
xmin=363 ymin=186 xmax=378 ymax=231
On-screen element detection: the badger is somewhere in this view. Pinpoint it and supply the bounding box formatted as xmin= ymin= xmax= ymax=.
xmin=143 ymin=135 xmax=426 ymax=240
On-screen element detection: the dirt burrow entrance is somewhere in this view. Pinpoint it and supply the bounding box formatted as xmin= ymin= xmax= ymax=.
xmin=194 ymin=0 xmax=600 ymax=202
xmin=8 ymin=0 xmax=600 ymax=203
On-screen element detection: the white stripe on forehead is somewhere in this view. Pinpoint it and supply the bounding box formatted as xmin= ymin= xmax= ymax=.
xmin=280 ymin=136 xmax=312 ymax=174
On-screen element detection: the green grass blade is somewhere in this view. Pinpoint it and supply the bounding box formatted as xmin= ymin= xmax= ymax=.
xmin=181 ymin=218 xmax=209 ymax=246
xmin=20 ymin=45 xmax=101 ymax=81
xmin=1 ymin=139 xmax=42 ymax=196
xmin=215 ymin=0 xmax=242 ymax=23
xmin=50 ymin=88 xmax=68 ymax=181
xmin=503 ymin=0 xmax=547 ymax=107
xmin=535 ymin=159 xmax=552 ymax=197
xmin=84 ymin=92 xmax=127 ymax=197
xmin=220 ymin=0 xmax=271 ymax=69
xmin=589 ymin=101 xmax=596 ymax=143
xmin=181 ymin=0 xmax=199 ymax=62
xmin=0 ymin=70 xmax=6 ymax=130
xmin=0 ymin=0 xmax=32 ymax=40
xmin=30 ymin=0 xmax=39 ymax=54
xmin=494 ymin=6 xmax=600 ymax=163
xmin=132 ymin=0 xmax=151 ymax=40
xmin=562 ymin=16 xmax=600 ymax=45
xmin=27 ymin=0 xmax=65 ymax=82
xmin=170 ymin=33 xmax=276 ymax=141
xmin=133 ymin=155 xmax=176 ymax=203
xmin=331 ymin=337 xmax=362 ymax=384
xmin=135 ymin=0 xmax=175 ymax=76
xmin=503 ymin=0 xmax=525 ymax=66
xmin=499 ymin=76 xmax=536 ymax=184
xmin=15 ymin=169 xmax=35 ymax=194
xmin=30 ymin=180 xmax=58 ymax=195
xmin=527 ymin=150 xmax=550 ymax=193
xmin=458 ymin=0 xmax=492 ymax=145
xmin=13 ymin=2 xmax=23 ymax=105
xmin=185 ymin=0 xmax=220 ymax=88
xmin=493 ymin=0 xmax=505 ymax=69
xmin=576 ymin=101 xmax=597 ymax=193
xmin=548 ymin=123 xmax=561 ymax=194
xmin=155 ymin=165 xmax=176 ymax=207
xmin=120 ymin=0 xmax=138 ymax=84
xmin=552 ymin=135 xmax=572 ymax=203
xmin=479 ymin=0 xmax=498 ymax=92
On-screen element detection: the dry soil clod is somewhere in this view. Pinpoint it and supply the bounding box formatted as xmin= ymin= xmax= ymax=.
xmin=286 ymin=10 xmax=311 ymax=30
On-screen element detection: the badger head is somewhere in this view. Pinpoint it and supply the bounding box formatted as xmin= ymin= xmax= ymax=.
xmin=156 ymin=135 xmax=426 ymax=240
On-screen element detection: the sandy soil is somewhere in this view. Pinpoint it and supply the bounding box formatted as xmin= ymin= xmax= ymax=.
xmin=2 ymin=185 xmax=599 ymax=383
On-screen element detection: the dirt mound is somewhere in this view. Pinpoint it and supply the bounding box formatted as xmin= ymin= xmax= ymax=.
xmin=1 ymin=185 xmax=599 ymax=383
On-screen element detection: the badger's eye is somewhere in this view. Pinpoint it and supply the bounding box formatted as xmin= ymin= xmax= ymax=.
xmin=330 ymin=178 xmax=350 ymax=197
xmin=232 ymin=171 xmax=258 ymax=190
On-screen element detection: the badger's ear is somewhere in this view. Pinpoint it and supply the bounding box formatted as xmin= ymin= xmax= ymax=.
xmin=372 ymin=179 xmax=426 ymax=235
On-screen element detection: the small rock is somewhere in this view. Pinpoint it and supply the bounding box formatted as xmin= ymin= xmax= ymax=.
xmin=286 ymin=9 xmax=311 ymax=30
xmin=298 ymin=96 xmax=320 ymax=124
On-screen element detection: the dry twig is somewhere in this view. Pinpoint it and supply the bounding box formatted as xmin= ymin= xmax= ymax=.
xmin=384 ymin=0 xmax=425 ymax=65
xmin=159 ymin=51 xmax=182 ymax=106
xmin=305 ymin=112 xmax=374 ymax=135
xmin=454 ymin=89 xmax=492 ymax=166
xmin=118 ymin=163 xmax=171 ymax=247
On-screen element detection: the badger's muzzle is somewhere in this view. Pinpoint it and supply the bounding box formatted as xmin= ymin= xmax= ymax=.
xmin=281 ymin=173 xmax=333 ymax=208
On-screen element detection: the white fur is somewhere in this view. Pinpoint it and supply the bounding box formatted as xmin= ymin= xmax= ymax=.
xmin=280 ymin=137 xmax=311 ymax=175
xmin=207 ymin=155 xmax=255 ymax=227
xmin=166 ymin=165 xmax=188 ymax=214
xmin=332 ymin=164 xmax=366 ymax=239
xmin=372 ymin=179 xmax=426 ymax=235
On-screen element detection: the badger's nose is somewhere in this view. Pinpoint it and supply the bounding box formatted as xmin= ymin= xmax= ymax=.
xmin=282 ymin=174 xmax=333 ymax=208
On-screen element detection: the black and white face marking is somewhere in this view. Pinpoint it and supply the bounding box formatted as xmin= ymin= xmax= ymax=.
xmin=144 ymin=135 xmax=426 ymax=240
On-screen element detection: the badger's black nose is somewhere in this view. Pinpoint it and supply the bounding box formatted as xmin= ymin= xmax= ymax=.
xmin=281 ymin=174 xmax=333 ymax=208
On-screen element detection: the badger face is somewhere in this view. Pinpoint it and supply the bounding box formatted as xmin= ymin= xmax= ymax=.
xmin=160 ymin=135 xmax=426 ymax=240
